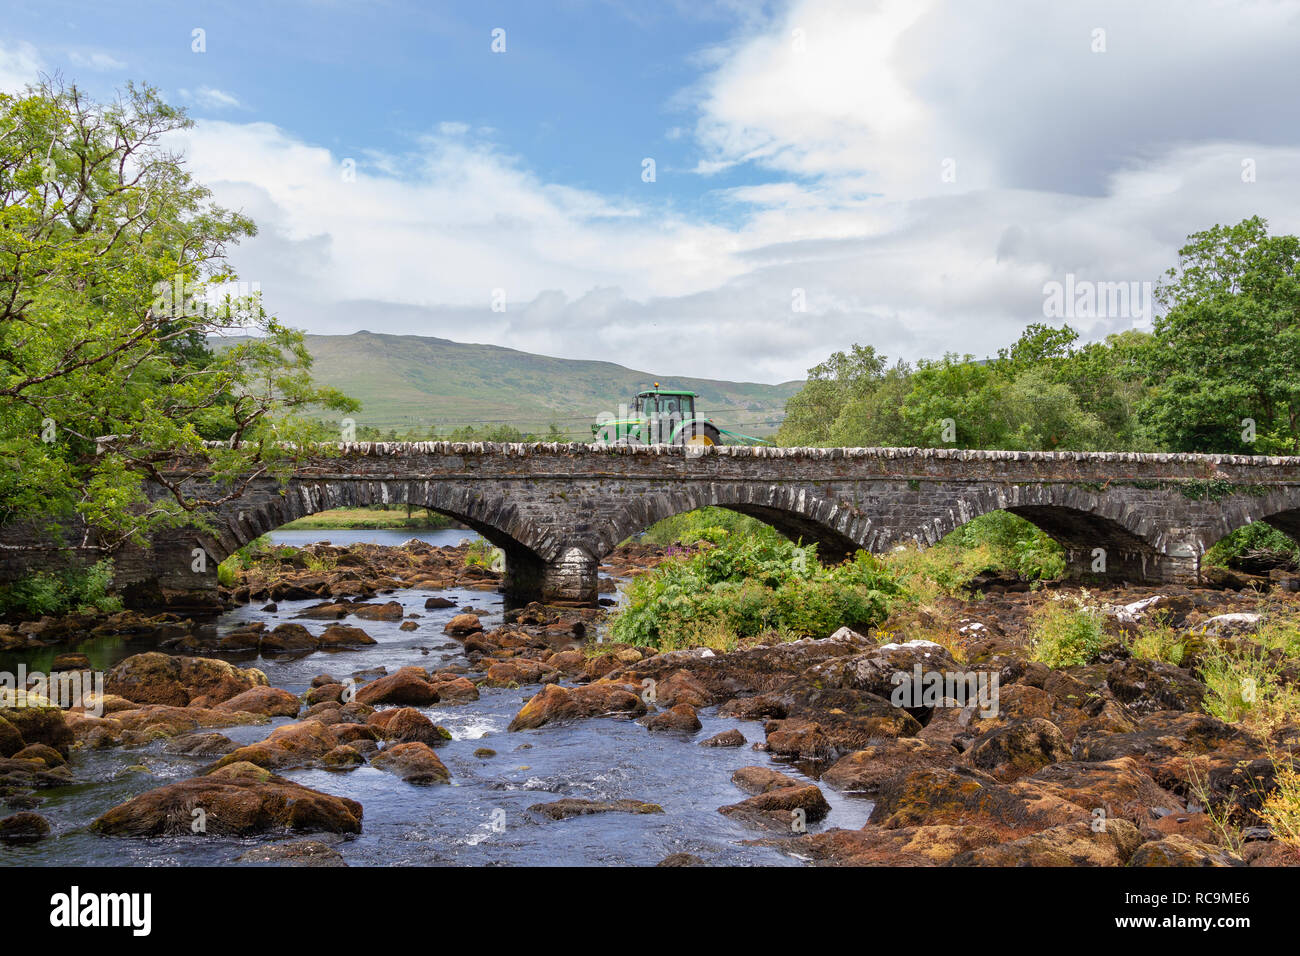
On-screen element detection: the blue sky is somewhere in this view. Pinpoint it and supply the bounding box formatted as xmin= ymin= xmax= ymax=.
xmin=6 ymin=0 xmax=781 ymax=218
xmin=3 ymin=1 xmax=1300 ymax=383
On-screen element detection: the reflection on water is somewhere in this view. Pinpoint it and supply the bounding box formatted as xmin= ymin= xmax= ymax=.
xmin=0 ymin=530 xmax=873 ymax=867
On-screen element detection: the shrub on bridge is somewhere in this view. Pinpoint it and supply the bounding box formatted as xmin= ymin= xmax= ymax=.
xmin=609 ymin=535 xmax=901 ymax=648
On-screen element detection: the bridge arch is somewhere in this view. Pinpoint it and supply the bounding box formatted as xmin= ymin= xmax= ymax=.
xmin=196 ymin=478 xmax=555 ymax=597
xmin=1190 ymin=489 xmax=1300 ymax=554
xmin=581 ymin=483 xmax=875 ymax=564
xmin=911 ymin=484 xmax=1179 ymax=581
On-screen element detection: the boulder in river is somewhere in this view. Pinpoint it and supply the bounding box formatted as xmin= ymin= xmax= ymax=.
xmin=507 ymin=682 xmax=647 ymax=731
xmin=103 ymin=653 xmax=267 ymax=708
xmin=259 ymin=623 xmax=317 ymax=654
xmin=215 ymin=686 xmax=302 ymax=718
xmin=372 ymin=707 xmax=451 ymax=747
xmin=354 ymin=666 xmax=441 ymax=706
xmin=318 ymin=624 xmax=378 ymax=648
xmin=528 ymin=798 xmax=664 ymax=821
xmin=370 ymin=742 xmax=451 ymax=784
xmin=91 ymin=763 xmax=363 ymax=836
xmin=236 ymin=840 xmax=347 ymax=867
xmin=638 ymin=703 xmax=702 ymax=733
xmin=0 ymin=706 xmax=73 ymax=757
xmin=443 ymin=613 xmax=483 ymax=636
xmin=0 ymin=811 xmax=51 ymax=843
xmin=351 ymin=601 xmax=404 ymax=621
xmin=208 ymin=719 xmax=341 ymax=772
xmin=0 ymin=714 xmax=25 ymax=758
xmin=718 ymin=783 xmax=831 ymax=831
xmin=699 ymin=729 xmax=746 ymax=748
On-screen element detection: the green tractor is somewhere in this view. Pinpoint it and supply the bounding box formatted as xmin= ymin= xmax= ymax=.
xmin=592 ymin=384 xmax=771 ymax=447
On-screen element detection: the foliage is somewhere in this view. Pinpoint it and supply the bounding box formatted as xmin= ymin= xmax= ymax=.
xmin=0 ymin=80 xmax=357 ymax=550
xmin=1260 ymin=751 xmax=1300 ymax=860
xmin=1203 ymin=522 xmax=1300 ymax=570
xmin=640 ymin=507 xmax=784 ymax=547
xmin=609 ymin=534 xmax=901 ymax=648
xmin=216 ymin=534 xmax=292 ymax=583
xmin=1142 ymin=216 xmax=1300 ymax=454
xmin=1198 ymin=644 xmax=1297 ymax=729
xmin=939 ymin=511 xmax=1066 ymax=581
xmin=1028 ymin=593 xmax=1105 ymax=667
xmin=463 ymin=538 xmax=501 ymax=569
xmin=0 ymin=559 xmax=121 ymax=615
xmin=776 ymin=324 xmax=1146 ymax=452
xmin=777 ymin=217 xmax=1300 ymax=458
xmin=881 ymin=512 xmax=1065 ymax=601
xmin=1125 ymin=613 xmax=1187 ymax=666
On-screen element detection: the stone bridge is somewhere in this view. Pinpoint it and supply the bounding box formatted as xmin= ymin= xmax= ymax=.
xmin=71 ymin=441 xmax=1299 ymax=607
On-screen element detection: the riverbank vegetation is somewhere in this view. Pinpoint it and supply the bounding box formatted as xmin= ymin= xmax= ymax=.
xmin=279 ymin=506 xmax=456 ymax=531
xmin=609 ymin=534 xmax=902 ymax=650
xmin=0 ymin=560 xmax=121 ymax=616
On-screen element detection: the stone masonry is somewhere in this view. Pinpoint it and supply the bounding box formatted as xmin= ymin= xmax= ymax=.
xmin=5 ymin=442 xmax=1300 ymax=606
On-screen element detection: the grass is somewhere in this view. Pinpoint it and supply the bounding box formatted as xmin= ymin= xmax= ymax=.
xmin=1125 ymin=612 xmax=1188 ymax=666
xmin=1198 ymin=643 xmax=1298 ymax=730
xmin=1261 ymin=750 xmax=1300 ymax=860
xmin=1028 ymin=592 xmax=1105 ymax=667
xmin=463 ymin=538 xmax=503 ymax=570
xmin=280 ymin=506 xmax=454 ymax=530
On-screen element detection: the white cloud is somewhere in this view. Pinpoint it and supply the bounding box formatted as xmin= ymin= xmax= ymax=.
xmin=67 ymin=50 xmax=127 ymax=72
xmin=180 ymin=86 xmax=242 ymax=111
xmin=0 ymin=41 xmax=41 ymax=94
xmin=13 ymin=3 xmax=1300 ymax=384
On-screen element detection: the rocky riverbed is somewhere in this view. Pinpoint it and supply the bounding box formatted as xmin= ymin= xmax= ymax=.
xmin=1 ymin=539 xmax=1298 ymax=866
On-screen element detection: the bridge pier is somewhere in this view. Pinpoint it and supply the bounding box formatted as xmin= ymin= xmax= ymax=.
xmin=538 ymin=546 xmax=599 ymax=605
xmin=501 ymin=546 xmax=599 ymax=606
xmin=1060 ymin=544 xmax=1200 ymax=586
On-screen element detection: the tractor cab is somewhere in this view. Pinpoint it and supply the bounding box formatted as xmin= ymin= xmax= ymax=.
xmin=634 ymin=387 xmax=695 ymax=421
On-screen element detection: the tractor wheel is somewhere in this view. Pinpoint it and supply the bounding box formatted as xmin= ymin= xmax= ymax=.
xmin=686 ymin=424 xmax=722 ymax=447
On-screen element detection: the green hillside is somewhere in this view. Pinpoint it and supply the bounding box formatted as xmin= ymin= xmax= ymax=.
xmin=215 ymin=331 xmax=801 ymax=439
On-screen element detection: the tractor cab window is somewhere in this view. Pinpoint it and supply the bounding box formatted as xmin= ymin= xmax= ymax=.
xmin=657 ymin=395 xmax=681 ymax=418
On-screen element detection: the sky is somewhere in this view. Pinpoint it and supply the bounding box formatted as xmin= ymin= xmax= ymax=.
xmin=3 ymin=0 xmax=1299 ymax=384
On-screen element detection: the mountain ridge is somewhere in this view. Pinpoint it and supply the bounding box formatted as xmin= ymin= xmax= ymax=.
xmin=213 ymin=331 xmax=801 ymax=438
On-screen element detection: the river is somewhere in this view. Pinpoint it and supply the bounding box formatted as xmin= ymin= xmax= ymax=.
xmin=1 ymin=529 xmax=874 ymax=866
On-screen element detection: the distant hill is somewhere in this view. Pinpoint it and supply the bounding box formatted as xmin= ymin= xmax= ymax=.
xmin=214 ymin=331 xmax=802 ymax=439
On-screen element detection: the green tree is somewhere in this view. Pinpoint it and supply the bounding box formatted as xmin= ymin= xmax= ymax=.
xmin=0 ymin=80 xmax=357 ymax=548
xmin=1141 ymin=216 xmax=1300 ymax=453
xmin=777 ymin=344 xmax=889 ymax=445
xmin=898 ymin=354 xmax=1011 ymax=448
